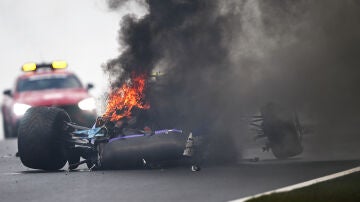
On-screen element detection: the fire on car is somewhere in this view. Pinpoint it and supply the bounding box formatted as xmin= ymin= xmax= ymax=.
xmin=16 ymin=71 xmax=200 ymax=171
xmin=15 ymin=68 xmax=303 ymax=172
xmin=1 ymin=61 xmax=97 ymax=138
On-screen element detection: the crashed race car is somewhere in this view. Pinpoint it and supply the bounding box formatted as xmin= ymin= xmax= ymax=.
xmin=16 ymin=71 xmax=201 ymax=171
xmin=17 ymin=71 xmax=303 ymax=171
xmin=17 ymin=103 xmax=304 ymax=172
xmin=17 ymin=106 xmax=199 ymax=171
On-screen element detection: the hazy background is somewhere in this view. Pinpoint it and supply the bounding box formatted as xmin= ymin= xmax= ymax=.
xmin=1 ymin=0 xmax=359 ymax=162
xmin=104 ymin=0 xmax=360 ymax=161
xmin=0 ymin=0 xmax=145 ymax=139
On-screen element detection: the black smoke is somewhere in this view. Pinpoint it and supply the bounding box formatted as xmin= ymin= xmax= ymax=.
xmin=104 ymin=0 xmax=233 ymax=129
xmin=104 ymin=0 xmax=360 ymax=160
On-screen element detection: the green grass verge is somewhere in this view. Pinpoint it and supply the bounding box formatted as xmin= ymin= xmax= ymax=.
xmin=247 ymin=172 xmax=360 ymax=202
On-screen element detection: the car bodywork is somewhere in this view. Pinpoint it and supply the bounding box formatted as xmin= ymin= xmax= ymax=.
xmin=69 ymin=123 xmax=192 ymax=170
xmin=16 ymin=103 xmax=303 ymax=172
xmin=17 ymin=107 xmax=199 ymax=171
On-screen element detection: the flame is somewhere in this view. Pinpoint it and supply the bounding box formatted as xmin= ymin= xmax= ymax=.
xmin=103 ymin=73 xmax=150 ymax=122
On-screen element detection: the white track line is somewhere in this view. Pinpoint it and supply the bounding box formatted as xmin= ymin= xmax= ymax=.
xmin=229 ymin=166 xmax=360 ymax=202
xmin=2 ymin=172 xmax=22 ymax=175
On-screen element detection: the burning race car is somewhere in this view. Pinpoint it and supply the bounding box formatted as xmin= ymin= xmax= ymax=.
xmin=17 ymin=104 xmax=303 ymax=171
xmin=17 ymin=106 xmax=198 ymax=171
xmin=17 ymin=74 xmax=200 ymax=171
xmin=17 ymin=74 xmax=303 ymax=171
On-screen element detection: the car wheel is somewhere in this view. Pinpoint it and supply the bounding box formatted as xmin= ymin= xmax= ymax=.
xmin=271 ymin=133 xmax=303 ymax=159
xmin=18 ymin=107 xmax=70 ymax=170
xmin=260 ymin=103 xmax=303 ymax=159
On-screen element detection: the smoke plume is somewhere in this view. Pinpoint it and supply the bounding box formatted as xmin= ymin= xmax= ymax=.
xmin=104 ymin=0 xmax=360 ymax=160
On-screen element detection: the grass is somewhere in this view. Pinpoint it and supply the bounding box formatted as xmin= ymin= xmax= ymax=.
xmin=247 ymin=172 xmax=360 ymax=202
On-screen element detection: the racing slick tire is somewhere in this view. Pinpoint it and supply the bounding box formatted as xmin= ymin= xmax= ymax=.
xmin=261 ymin=103 xmax=303 ymax=159
xmin=271 ymin=133 xmax=303 ymax=159
xmin=18 ymin=107 xmax=70 ymax=170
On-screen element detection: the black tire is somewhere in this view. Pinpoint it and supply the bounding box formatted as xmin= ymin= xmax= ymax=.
xmin=18 ymin=107 xmax=70 ymax=170
xmin=261 ymin=103 xmax=303 ymax=159
xmin=271 ymin=134 xmax=303 ymax=159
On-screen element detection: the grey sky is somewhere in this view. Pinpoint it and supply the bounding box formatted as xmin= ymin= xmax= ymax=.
xmin=0 ymin=0 xmax=145 ymax=96
xmin=0 ymin=0 xmax=145 ymax=139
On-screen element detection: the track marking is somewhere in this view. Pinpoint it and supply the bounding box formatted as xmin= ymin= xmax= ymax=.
xmin=228 ymin=166 xmax=360 ymax=202
xmin=0 ymin=155 xmax=14 ymax=158
xmin=2 ymin=172 xmax=22 ymax=175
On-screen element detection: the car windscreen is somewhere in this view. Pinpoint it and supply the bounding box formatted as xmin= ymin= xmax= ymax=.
xmin=17 ymin=74 xmax=83 ymax=92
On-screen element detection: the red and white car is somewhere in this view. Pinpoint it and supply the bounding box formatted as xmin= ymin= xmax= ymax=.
xmin=2 ymin=61 xmax=97 ymax=138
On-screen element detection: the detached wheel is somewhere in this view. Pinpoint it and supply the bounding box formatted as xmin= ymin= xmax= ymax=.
xmin=271 ymin=133 xmax=303 ymax=159
xmin=18 ymin=107 xmax=70 ymax=170
xmin=261 ymin=103 xmax=303 ymax=159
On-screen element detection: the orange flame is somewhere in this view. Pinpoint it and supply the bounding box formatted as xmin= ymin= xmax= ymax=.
xmin=103 ymin=74 xmax=150 ymax=122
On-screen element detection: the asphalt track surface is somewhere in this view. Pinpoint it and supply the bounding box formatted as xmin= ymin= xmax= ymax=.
xmin=0 ymin=139 xmax=359 ymax=202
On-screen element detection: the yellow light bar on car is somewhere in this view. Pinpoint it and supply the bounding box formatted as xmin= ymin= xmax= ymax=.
xmin=150 ymin=71 xmax=164 ymax=77
xmin=22 ymin=63 xmax=37 ymax=72
xmin=52 ymin=61 xmax=67 ymax=69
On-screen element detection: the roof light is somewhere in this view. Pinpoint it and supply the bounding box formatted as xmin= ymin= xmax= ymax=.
xmin=150 ymin=71 xmax=164 ymax=77
xmin=21 ymin=61 xmax=68 ymax=72
xmin=52 ymin=61 xmax=67 ymax=69
xmin=22 ymin=63 xmax=37 ymax=72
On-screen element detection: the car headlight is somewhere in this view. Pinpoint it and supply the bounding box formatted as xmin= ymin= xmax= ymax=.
xmin=78 ymin=97 xmax=96 ymax=111
xmin=13 ymin=103 xmax=31 ymax=116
